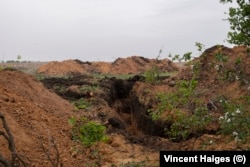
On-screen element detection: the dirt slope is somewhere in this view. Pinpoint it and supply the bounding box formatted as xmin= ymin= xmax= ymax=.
xmin=36 ymin=60 xmax=85 ymax=76
xmin=0 ymin=69 xmax=78 ymax=166
xmin=108 ymin=56 xmax=177 ymax=74
xmin=178 ymin=45 xmax=250 ymax=100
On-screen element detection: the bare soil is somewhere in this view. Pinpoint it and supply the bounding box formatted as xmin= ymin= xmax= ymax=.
xmin=36 ymin=56 xmax=179 ymax=76
xmin=0 ymin=46 xmax=249 ymax=166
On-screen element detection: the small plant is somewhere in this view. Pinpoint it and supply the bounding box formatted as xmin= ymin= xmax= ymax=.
xmin=218 ymin=99 xmax=250 ymax=142
xmin=165 ymin=108 xmax=211 ymax=142
xmin=53 ymin=85 xmax=67 ymax=93
xmin=215 ymin=52 xmax=228 ymax=62
xmin=79 ymin=84 xmax=99 ymax=93
xmin=195 ymin=42 xmax=205 ymax=53
xmin=68 ymin=117 xmax=109 ymax=147
xmin=35 ymin=73 xmax=46 ymax=80
xmin=144 ymin=65 xmax=160 ymax=84
xmin=170 ymin=52 xmax=193 ymax=62
xmin=235 ymin=56 xmax=242 ymax=65
xmin=16 ymin=55 xmax=22 ymax=63
xmin=144 ymin=48 xmax=163 ymax=84
xmin=72 ymin=98 xmax=91 ymax=110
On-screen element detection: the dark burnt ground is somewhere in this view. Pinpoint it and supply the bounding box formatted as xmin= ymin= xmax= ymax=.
xmin=40 ymin=74 xmax=172 ymax=150
xmin=41 ymin=74 xmax=94 ymax=100
xmin=105 ymin=78 xmax=168 ymax=137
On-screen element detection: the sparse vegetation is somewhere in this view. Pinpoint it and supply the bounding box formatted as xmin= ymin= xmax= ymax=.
xmin=144 ymin=64 xmax=160 ymax=84
xmin=144 ymin=49 xmax=162 ymax=84
xmin=71 ymin=98 xmax=92 ymax=110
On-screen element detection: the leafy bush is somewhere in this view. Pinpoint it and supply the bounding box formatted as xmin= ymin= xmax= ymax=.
xmin=220 ymin=0 xmax=250 ymax=46
xmin=165 ymin=108 xmax=211 ymax=141
xmin=218 ymin=98 xmax=250 ymax=141
xmin=69 ymin=117 xmax=109 ymax=147
xmin=148 ymin=77 xmax=198 ymax=120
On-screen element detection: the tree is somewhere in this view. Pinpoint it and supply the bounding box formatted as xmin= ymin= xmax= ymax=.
xmin=220 ymin=0 xmax=250 ymax=46
xmin=17 ymin=55 xmax=22 ymax=62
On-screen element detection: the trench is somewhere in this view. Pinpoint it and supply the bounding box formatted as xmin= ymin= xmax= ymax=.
xmin=107 ymin=78 xmax=168 ymax=137
xmin=41 ymin=75 xmax=169 ymax=138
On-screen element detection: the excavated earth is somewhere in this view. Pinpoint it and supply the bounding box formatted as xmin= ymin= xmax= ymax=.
xmin=36 ymin=56 xmax=179 ymax=76
xmin=0 ymin=46 xmax=250 ymax=166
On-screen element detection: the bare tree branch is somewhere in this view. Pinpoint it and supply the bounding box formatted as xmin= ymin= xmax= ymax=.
xmin=0 ymin=112 xmax=28 ymax=167
xmin=0 ymin=154 xmax=11 ymax=167
xmin=41 ymin=136 xmax=61 ymax=167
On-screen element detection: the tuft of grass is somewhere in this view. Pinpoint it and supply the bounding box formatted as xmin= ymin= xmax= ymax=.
xmin=71 ymin=98 xmax=91 ymax=110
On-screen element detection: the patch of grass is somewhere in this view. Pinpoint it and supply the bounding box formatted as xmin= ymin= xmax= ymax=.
xmin=35 ymin=73 xmax=46 ymax=80
xmin=215 ymin=52 xmax=228 ymax=62
xmin=53 ymin=85 xmax=67 ymax=93
xmin=79 ymin=84 xmax=99 ymax=93
xmin=71 ymin=98 xmax=91 ymax=110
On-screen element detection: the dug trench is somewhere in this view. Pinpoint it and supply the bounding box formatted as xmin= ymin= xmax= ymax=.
xmin=41 ymin=75 xmax=172 ymax=148
xmin=106 ymin=77 xmax=168 ymax=137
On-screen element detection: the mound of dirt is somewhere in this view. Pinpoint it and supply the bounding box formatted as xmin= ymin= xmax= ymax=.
xmin=108 ymin=56 xmax=178 ymax=74
xmin=36 ymin=59 xmax=86 ymax=76
xmin=0 ymin=69 xmax=80 ymax=166
xmin=178 ymin=45 xmax=250 ymax=100
xmin=36 ymin=56 xmax=179 ymax=76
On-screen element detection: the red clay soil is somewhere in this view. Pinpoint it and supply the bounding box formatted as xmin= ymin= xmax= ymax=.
xmin=178 ymin=45 xmax=250 ymax=100
xmin=107 ymin=56 xmax=178 ymax=74
xmin=37 ymin=56 xmax=179 ymax=76
xmin=0 ymin=69 xmax=78 ymax=166
xmin=36 ymin=60 xmax=85 ymax=76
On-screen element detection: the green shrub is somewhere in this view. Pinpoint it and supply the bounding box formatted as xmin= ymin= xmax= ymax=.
xmin=165 ymin=108 xmax=211 ymax=141
xmin=69 ymin=117 xmax=109 ymax=147
xmin=218 ymin=98 xmax=250 ymax=141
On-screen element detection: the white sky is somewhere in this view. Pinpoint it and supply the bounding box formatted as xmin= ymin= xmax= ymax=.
xmin=0 ymin=0 xmax=236 ymax=62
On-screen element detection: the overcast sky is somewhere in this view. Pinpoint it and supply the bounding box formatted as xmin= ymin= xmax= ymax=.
xmin=0 ymin=0 xmax=236 ymax=62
